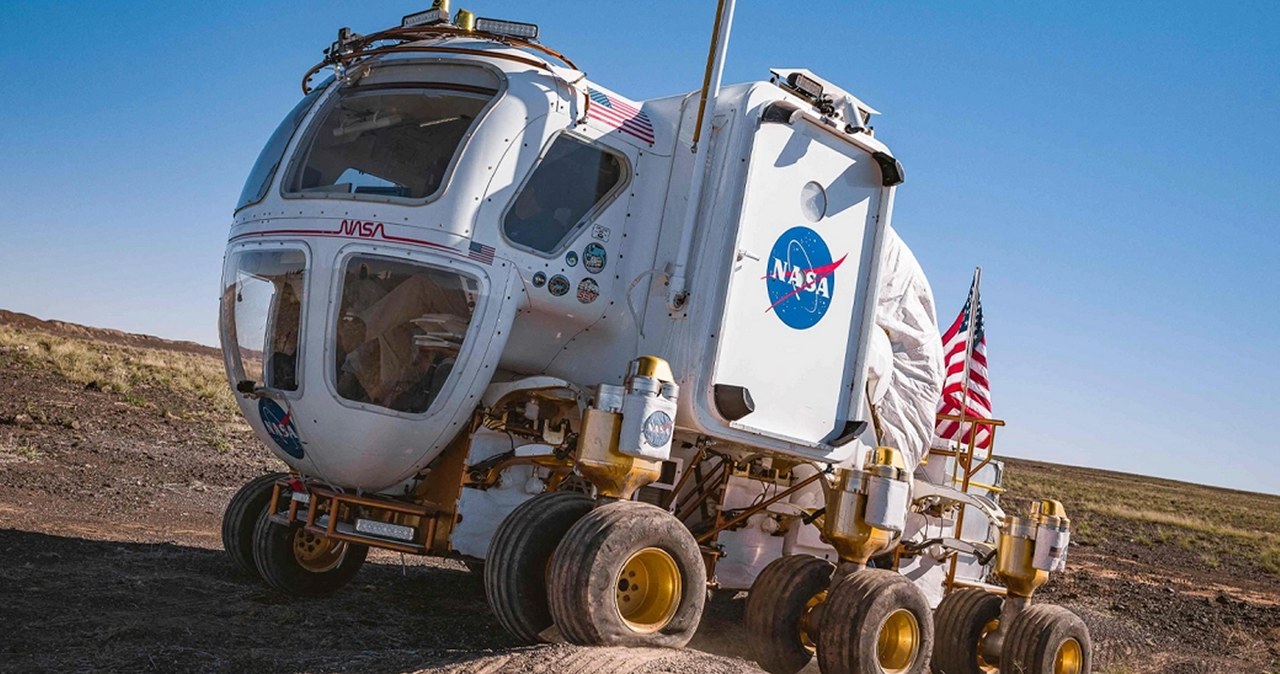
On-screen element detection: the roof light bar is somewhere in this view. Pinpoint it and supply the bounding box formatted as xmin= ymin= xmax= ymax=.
xmin=475 ymin=17 xmax=540 ymax=41
xmin=402 ymin=9 xmax=448 ymax=27
xmin=786 ymin=72 xmax=824 ymax=102
xmin=402 ymin=1 xmax=451 ymax=27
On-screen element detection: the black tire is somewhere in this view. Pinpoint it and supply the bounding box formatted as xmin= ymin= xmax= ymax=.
xmin=745 ymin=555 xmax=836 ymax=674
xmin=999 ymin=604 xmax=1090 ymax=674
xmin=484 ymin=491 xmax=594 ymax=644
xmin=548 ymin=500 xmax=706 ymax=648
xmin=817 ymin=569 xmax=934 ymax=674
xmin=220 ymin=472 xmax=287 ymax=576
xmin=251 ymin=510 xmax=368 ymax=597
xmin=931 ymin=589 xmax=1003 ymax=674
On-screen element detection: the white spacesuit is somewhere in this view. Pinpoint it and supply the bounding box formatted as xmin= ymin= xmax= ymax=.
xmin=863 ymin=226 xmax=945 ymax=473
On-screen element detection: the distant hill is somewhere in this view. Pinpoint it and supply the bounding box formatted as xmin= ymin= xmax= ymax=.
xmin=0 ymin=309 xmax=218 ymax=358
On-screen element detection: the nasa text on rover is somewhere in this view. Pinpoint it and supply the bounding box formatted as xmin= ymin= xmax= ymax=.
xmin=218 ymin=4 xmax=1090 ymax=673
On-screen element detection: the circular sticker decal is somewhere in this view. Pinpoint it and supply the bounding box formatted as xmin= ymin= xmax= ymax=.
xmin=548 ymin=274 xmax=571 ymax=297
xmin=576 ymin=277 xmax=600 ymax=304
xmin=642 ymin=410 xmax=675 ymax=448
xmin=258 ymin=398 xmax=304 ymax=459
xmin=565 ymin=251 xmax=579 ymax=268
xmin=764 ymin=226 xmax=847 ymax=330
xmin=532 ymin=271 xmax=547 ymax=288
xmin=583 ymin=242 xmax=607 ymax=274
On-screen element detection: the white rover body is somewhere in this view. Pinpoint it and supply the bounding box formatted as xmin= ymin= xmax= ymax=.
xmin=219 ymin=7 xmax=1090 ymax=674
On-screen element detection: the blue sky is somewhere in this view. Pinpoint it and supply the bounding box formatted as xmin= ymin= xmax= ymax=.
xmin=1 ymin=1 xmax=1276 ymax=493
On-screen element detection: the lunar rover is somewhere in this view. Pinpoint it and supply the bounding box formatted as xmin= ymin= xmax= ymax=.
xmin=218 ymin=3 xmax=1091 ymax=672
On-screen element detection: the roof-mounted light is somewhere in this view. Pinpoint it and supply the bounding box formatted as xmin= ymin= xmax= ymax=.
xmin=402 ymin=0 xmax=451 ymax=28
xmin=325 ymin=27 xmax=363 ymax=61
xmin=786 ymin=72 xmax=824 ymax=102
xmin=475 ymin=17 xmax=540 ymax=41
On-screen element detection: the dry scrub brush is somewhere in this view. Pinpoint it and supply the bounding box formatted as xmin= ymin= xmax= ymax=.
xmin=0 ymin=326 xmax=237 ymax=417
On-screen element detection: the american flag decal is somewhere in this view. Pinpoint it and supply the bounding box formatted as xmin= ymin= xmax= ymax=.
xmin=934 ymin=273 xmax=993 ymax=449
xmin=586 ymin=87 xmax=655 ymax=145
xmin=468 ymin=241 xmax=495 ymax=265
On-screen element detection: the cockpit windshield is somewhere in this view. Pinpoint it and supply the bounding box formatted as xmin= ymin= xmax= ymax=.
xmin=284 ymin=86 xmax=493 ymax=201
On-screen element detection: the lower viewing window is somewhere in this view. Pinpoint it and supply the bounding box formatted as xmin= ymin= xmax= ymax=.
xmin=222 ymin=250 xmax=306 ymax=392
xmin=334 ymin=256 xmax=477 ymax=414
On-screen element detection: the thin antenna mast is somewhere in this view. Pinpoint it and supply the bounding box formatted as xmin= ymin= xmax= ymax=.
xmin=665 ymin=0 xmax=737 ymax=310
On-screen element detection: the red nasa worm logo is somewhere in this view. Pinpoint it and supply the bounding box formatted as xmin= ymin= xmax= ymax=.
xmin=334 ymin=219 xmax=384 ymax=238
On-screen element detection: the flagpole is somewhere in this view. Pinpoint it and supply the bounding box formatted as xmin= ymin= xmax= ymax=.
xmin=945 ymin=266 xmax=982 ymax=595
xmin=956 ymin=266 xmax=981 ymax=451
xmin=944 ymin=268 xmax=983 ymax=491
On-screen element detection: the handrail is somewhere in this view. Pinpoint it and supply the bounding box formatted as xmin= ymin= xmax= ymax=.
xmin=933 ymin=412 xmax=1006 ymax=594
xmin=302 ymin=24 xmax=579 ymax=94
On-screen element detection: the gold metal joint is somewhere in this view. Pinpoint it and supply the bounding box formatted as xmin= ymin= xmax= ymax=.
xmin=454 ymin=9 xmax=475 ymax=31
xmin=996 ymin=515 xmax=1047 ymax=598
xmin=630 ymin=355 xmax=675 ymax=383
xmin=574 ymin=408 xmax=660 ymax=500
xmin=867 ymin=446 xmax=908 ymax=473
xmin=823 ymin=467 xmax=893 ymax=567
xmin=1033 ymin=499 xmax=1070 ymax=529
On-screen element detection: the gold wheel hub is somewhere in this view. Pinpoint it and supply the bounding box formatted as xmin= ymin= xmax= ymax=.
xmin=799 ymin=590 xmax=828 ymax=654
xmin=1054 ymin=637 xmax=1083 ymax=674
xmin=876 ymin=608 xmax=921 ymax=674
xmin=292 ymin=529 xmax=346 ymax=573
xmin=615 ymin=547 xmax=681 ymax=634
xmin=975 ymin=619 xmax=1000 ymax=673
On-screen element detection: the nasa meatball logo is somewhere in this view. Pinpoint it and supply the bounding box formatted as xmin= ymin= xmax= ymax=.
xmin=258 ymin=398 xmax=304 ymax=459
xmin=764 ymin=226 xmax=847 ymax=330
xmin=641 ymin=410 xmax=674 ymax=448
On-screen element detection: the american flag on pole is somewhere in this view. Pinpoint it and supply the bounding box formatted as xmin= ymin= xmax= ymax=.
xmin=585 ymin=86 xmax=655 ymax=145
xmin=934 ymin=270 xmax=993 ymax=450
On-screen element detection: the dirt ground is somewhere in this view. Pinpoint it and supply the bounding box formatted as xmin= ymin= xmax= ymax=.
xmin=0 ymin=310 xmax=1277 ymax=673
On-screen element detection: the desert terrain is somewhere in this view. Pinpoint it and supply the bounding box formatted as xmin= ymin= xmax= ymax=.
xmin=0 ymin=309 xmax=1276 ymax=673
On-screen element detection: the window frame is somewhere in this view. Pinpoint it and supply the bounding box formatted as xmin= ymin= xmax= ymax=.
xmin=499 ymin=131 xmax=631 ymax=257
xmin=278 ymin=68 xmax=504 ymax=207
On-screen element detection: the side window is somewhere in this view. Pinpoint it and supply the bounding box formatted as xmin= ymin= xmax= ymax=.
xmin=503 ymin=136 xmax=625 ymax=254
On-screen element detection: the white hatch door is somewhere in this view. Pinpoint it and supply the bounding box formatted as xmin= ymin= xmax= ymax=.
xmin=711 ymin=117 xmax=887 ymax=447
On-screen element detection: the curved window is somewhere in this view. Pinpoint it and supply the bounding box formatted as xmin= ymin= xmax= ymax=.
xmin=285 ymin=87 xmax=493 ymax=201
xmin=503 ymin=136 xmax=625 ymax=254
xmin=236 ymin=79 xmax=331 ymax=211
xmin=334 ymin=256 xmax=478 ymax=414
xmin=221 ymin=249 xmax=307 ymax=392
